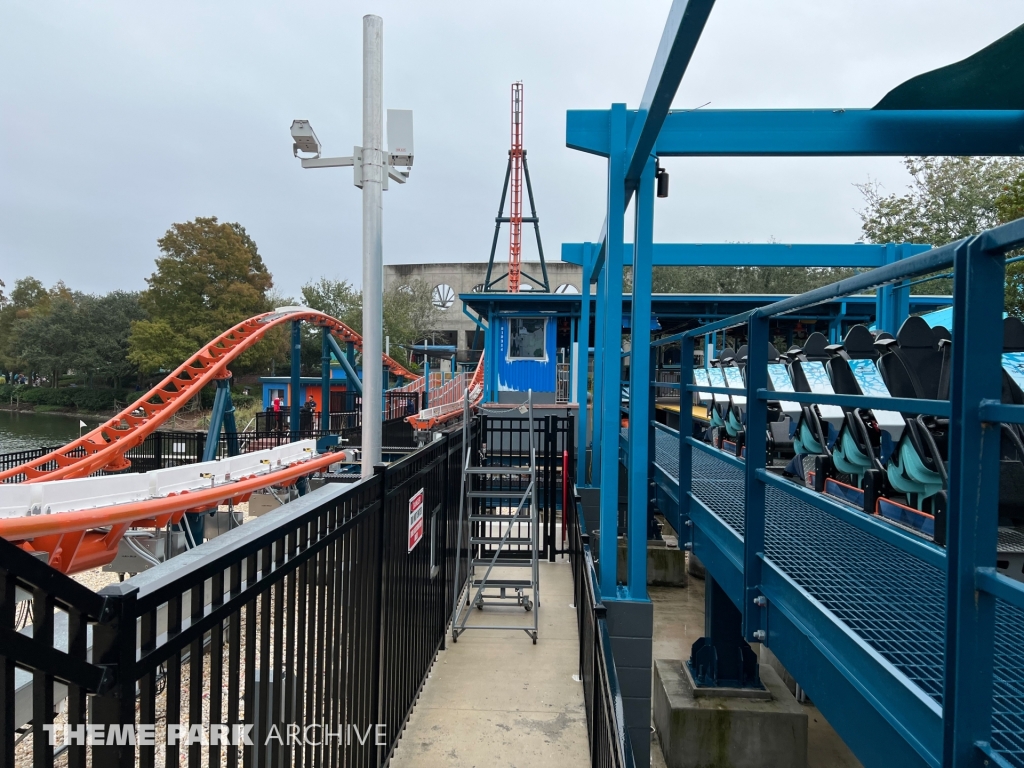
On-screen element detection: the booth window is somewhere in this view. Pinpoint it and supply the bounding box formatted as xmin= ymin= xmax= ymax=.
xmin=509 ymin=318 xmax=547 ymax=360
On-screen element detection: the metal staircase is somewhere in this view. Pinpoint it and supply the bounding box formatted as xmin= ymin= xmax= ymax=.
xmin=452 ymin=392 xmax=540 ymax=643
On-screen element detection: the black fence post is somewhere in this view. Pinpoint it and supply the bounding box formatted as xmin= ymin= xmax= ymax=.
xmin=91 ymin=586 xmax=138 ymax=768
xmin=372 ymin=462 xmax=388 ymax=768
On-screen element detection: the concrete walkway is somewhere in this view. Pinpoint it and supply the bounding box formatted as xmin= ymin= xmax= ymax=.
xmin=390 ymin=559 xmax=590 ymax=768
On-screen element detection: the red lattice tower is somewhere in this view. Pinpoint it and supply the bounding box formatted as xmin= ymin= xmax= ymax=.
xmin=508 ymin=82 xmax=524 ymax=293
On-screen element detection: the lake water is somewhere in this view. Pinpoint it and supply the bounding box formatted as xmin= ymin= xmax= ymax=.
xmin=0 ymin=411 xmax=105 ymax=454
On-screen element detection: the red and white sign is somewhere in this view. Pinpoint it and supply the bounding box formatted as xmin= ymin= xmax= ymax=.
xmin=408 ymin=488 xmax=425 ymax=552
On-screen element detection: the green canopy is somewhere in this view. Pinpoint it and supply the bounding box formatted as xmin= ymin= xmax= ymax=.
xmin=875 ymin=23 xmax=1024 ymax=110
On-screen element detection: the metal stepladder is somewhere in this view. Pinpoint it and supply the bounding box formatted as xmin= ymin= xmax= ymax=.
xmin=452 ymin=391 xmax=540 ymax=644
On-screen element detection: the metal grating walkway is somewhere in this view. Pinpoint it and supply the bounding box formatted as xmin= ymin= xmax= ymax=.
xmin=641 ymin=428 xmax=1024 ymax=766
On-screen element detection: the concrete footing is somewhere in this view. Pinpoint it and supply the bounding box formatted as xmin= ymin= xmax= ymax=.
xmin=654 ymin=658 xmax=808 ymax=768
xmin=617 ymin=539 xmax=689 ymax=586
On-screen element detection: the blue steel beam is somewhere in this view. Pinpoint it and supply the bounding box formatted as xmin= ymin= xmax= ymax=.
xmin=568 ymin=109 xmax=1024 ymax=158
xmin=624 ymin=0 xmax=716 ymax=188
xmin=561 ymin=241 xmax=931 ymax=268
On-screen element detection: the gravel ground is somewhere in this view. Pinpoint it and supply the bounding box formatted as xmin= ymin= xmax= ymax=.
xmin=15 ymin=501 xmax=284 ymax=767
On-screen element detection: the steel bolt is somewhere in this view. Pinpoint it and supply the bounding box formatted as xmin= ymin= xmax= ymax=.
xmin=753 ymin=630 xmax=766 ymax=642
xmin=684 ymin=519 xmax=693 ymax=527
xmin=753 ymin=596 xmax=767 ymax=607
xmin=683 ymin=542 xmax=693 ymax=551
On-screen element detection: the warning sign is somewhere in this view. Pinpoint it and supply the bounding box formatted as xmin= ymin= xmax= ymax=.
xmin=408 ymin=488 xmax=425 ymax=552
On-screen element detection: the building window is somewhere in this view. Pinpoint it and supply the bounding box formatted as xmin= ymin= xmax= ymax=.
xmin=508 ymin=318 xmax=547 ymax=360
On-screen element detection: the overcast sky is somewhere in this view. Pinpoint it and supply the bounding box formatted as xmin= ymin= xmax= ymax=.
xmin=1 ymin=1 xmax=1021 ymax=300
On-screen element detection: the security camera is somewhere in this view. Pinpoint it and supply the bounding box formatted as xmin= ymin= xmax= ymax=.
xmin=290 ymin=120 xmax=321 ymax=158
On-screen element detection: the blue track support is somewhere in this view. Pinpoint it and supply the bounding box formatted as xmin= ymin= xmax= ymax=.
xmin=568 ymin=108 xmax=1024 ymax=158
xmin=943 ymin=238 xmax=1003 ymax=767
xmin=598 ymin=103 xmax=627 ymax=598
xmin=423 ymin=357 xmax=430 ymax=408
xmin=346 ymin=342 xmax=356 ymax=411
xmin=742 ymin=314 xmax=769 ymax=640
xmin=321 ymin=328 xmax=331 ymax=432
xmin=561 ymin=241 xmax=930 ymax=268
xmin=626 ymin=155 xmax=656 ymax=599
xmin=576 ymin=243 xmax=594 ymax=487
xmin=203 ymin=379 xmax=230 ymax=462
xmin=290 ymin=320 xmax=301 ymax=442
xmin=325 ymin=334 xmax=362 ymax=395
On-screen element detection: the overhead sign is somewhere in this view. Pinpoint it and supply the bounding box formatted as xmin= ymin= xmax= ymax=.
xmin=408 ymin=488 xmax=425 ymax=553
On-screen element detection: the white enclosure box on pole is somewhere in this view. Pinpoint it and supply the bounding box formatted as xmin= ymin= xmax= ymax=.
xmin=361 ymin=14 xmax=384 ymax=476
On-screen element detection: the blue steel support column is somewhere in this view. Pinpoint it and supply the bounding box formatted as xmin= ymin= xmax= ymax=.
xmin=221 ymin=382 xmax=239 ymax=457
xmin=598 ymin=103 xmax=627 ymax=597
xmin=591 ymin=263 xmax=607 ymax=485
xmin=895 ymin=243 xmax=911 ymax=329
xmin=576 ymin=243 xmax=593 ymax=487
xmin=742 ymin=314 xmax=769 ymax=640
xmin=289 ymin=320 xmax=301 ymax=442
xmin=626 ymin=155 xmax=656 ymax=597
xmin=203 ymin=380 xmax=230 ymax=463
xmin=876 ymin=242 xmax=897 ymax=334
xmin=678 ymin=334 xmax=694 ymax=533
xmin=943 ymin=237 xmax=1001 ymax=767
xmin=346 ymin=342 xmax=356 ymax=412
xmin=321 ymin=328 xmax=331 ymax=433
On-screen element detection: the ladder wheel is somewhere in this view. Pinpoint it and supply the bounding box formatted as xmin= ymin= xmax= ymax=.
xmin=452 ymin=632 xmax=458 ymax=643
xmin=475 ymin=599 xmax=484 ymax=610
xmin=523 ymin=598 xmax=533 ymax=612
xmin=532 ymin=636 xmax=537 ymax=645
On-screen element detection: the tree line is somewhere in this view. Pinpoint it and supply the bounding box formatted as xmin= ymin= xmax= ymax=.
xmin=1 ymin=216 xmax=441 ymax=391
xmin=4 ymin=157 xmax=1024 ymax=392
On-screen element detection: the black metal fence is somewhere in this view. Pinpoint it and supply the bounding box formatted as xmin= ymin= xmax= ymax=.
xmin=1 ymin=425 xmax=468 ymax=768
xmin=470 ymin=414 xmax=574 ymax=563
xmin=568 ymin=486 xmax=635 ymax=768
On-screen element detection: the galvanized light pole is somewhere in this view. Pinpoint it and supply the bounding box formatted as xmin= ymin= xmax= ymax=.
xmin=361 ymin=14 xmax=384 ymax=475
xmin=289 ymin=14 xmax=414 ymax=477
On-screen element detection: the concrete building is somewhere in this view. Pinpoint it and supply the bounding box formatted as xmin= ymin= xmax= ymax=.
xmin=384 ymin=260 xmax=583 ymax=356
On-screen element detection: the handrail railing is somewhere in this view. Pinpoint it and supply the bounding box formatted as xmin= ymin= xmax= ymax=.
xmin=568 ymin=486 xmax=636 ymax=768
xmin=649 ymin=215 xmax=1024 ymax=766
xmin=2 ymin=424 xmax=469 ymax=767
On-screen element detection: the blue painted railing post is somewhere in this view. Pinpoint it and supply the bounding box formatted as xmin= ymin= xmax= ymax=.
xmin=943 ymin=237 xmax=1002 ymax=767
xmin=626 ymin=155 xmax=656 ymax=598
xmin=591 ymin=263 xmax=607 ymax=485
xmin=576 ymin=243 xmax=593 ymax=487
xmin=678 ymin=335 xmax=694 ymax=536
xmin=742 ymin=314 xmax=769 ymax=641
xmin=598 ymin=103 xmax=627 ymax=598
xmin=321 ymin=328 xmax=331 ymax=432
xmin=289 ymin=320 xmax=302 ymax=441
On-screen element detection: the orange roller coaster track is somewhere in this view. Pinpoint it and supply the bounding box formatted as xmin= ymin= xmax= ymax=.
xmin=0 ymin=308 xmax=414 ymax=484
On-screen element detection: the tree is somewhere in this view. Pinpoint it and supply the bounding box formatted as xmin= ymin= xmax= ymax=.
xmin=648 ymin=265 xmax=855 ymax=295
xmin=301 ymin=277 xmax=362 ymax=331
xmin=383 ymin=279 xmax=441 ymax=369
xmin=129 ymin=217 xmax=274 ymax=373
xmin=856 ymin=157 xmax=1024 ymax=246
xmin=15 ymin=295 xmax=80 ymax=386
xmin=857 ymin=156 xmax=1024 ymax=310
xmin=75 ymin=292 xmax=147 ymax=388
xmin=0 ymin=277 xmax=53 ymax=374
